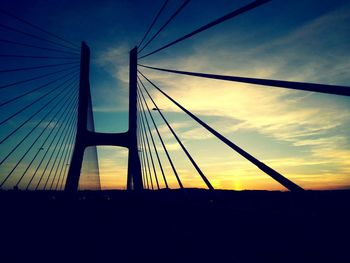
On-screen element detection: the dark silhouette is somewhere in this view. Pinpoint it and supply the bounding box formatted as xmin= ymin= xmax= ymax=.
xmin=1 ymin=189 xmax=350 ymax=263
xmin=65 ymin=44 xmax=142 ymax=192
xmin=0 ymin=2 xmax=349 ymax=263
xmin=139 ymin=64 xmax=350 ymax=97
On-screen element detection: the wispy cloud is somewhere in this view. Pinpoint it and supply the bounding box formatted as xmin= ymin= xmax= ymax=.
xmin=95 ymin=147 xmax=128 ymax=189
xmin=92 ymin=44 xmax=131 ymax=113
xmin=96 ymin=44 xmax=130 ymax=84
xmin=95 ymin=4 xmax=350 ymax=190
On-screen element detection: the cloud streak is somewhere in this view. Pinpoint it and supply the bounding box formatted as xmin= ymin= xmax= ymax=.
xmin=94 ymin=3 xmax=350 ymax=190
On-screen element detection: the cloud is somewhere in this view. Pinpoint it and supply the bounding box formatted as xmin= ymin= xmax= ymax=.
xmin=91 ymin=44 xmax=132 ymax=113
xmin=94 ymin=3 xmax=350 ymax=190
xmin=95 ymin=146 xmax=128 ymax=189
xmin=138 ymin=3 xmax=350 ymax=143
xmin=96 ymin=43 xmax=130 ymax=84
xmin=153 ymin=142 xmax=181 ymax=153
xmin=91 ymin=84 xmax=129 ymax=113
xmin=141 ymin=69 xmax=349 ymax=144
xmin=180 ymin=127 xmax=213 ymax=140
xmin=136 ymin=5 xmax=350 ymax=190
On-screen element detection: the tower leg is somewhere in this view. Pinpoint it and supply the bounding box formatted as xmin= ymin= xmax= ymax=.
xmin=65 ymin=143 xmax=85 ymax=192
xmin=65 ymin=42 xmax=90 ymax=192
xmin=127 ymin=47 xmax=143 ymax=191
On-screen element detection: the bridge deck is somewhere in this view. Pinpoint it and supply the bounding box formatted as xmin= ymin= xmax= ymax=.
xmin=1 ymin=190 xmax=349 ymax=263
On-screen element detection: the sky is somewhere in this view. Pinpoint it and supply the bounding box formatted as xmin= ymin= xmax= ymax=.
xmin=1 ymin=0 xmax=350 ymax=191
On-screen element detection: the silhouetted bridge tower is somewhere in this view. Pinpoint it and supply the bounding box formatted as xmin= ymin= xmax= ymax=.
xmin=65 ymin=44 xmax=143 ymax=191
xmin=1 ymin=0 xmax=349 ymax=192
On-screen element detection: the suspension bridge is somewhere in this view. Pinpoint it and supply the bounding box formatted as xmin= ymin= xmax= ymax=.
xmin=1 ymin=0 xmax=349 ymax=193
xmin=1 ymin=1 xmax=349 ymax=262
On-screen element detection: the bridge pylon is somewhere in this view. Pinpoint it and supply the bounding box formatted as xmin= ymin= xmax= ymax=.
xmin=65 ymin=43 xmax=143 ymax=192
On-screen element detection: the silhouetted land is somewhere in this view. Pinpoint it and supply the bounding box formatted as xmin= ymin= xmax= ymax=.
xmin=1 ymin=189 xmax=349 ymax=262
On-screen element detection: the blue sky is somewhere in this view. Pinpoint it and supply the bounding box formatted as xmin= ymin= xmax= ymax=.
xmin=1 ymin=0 xmax=350 ymax=190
